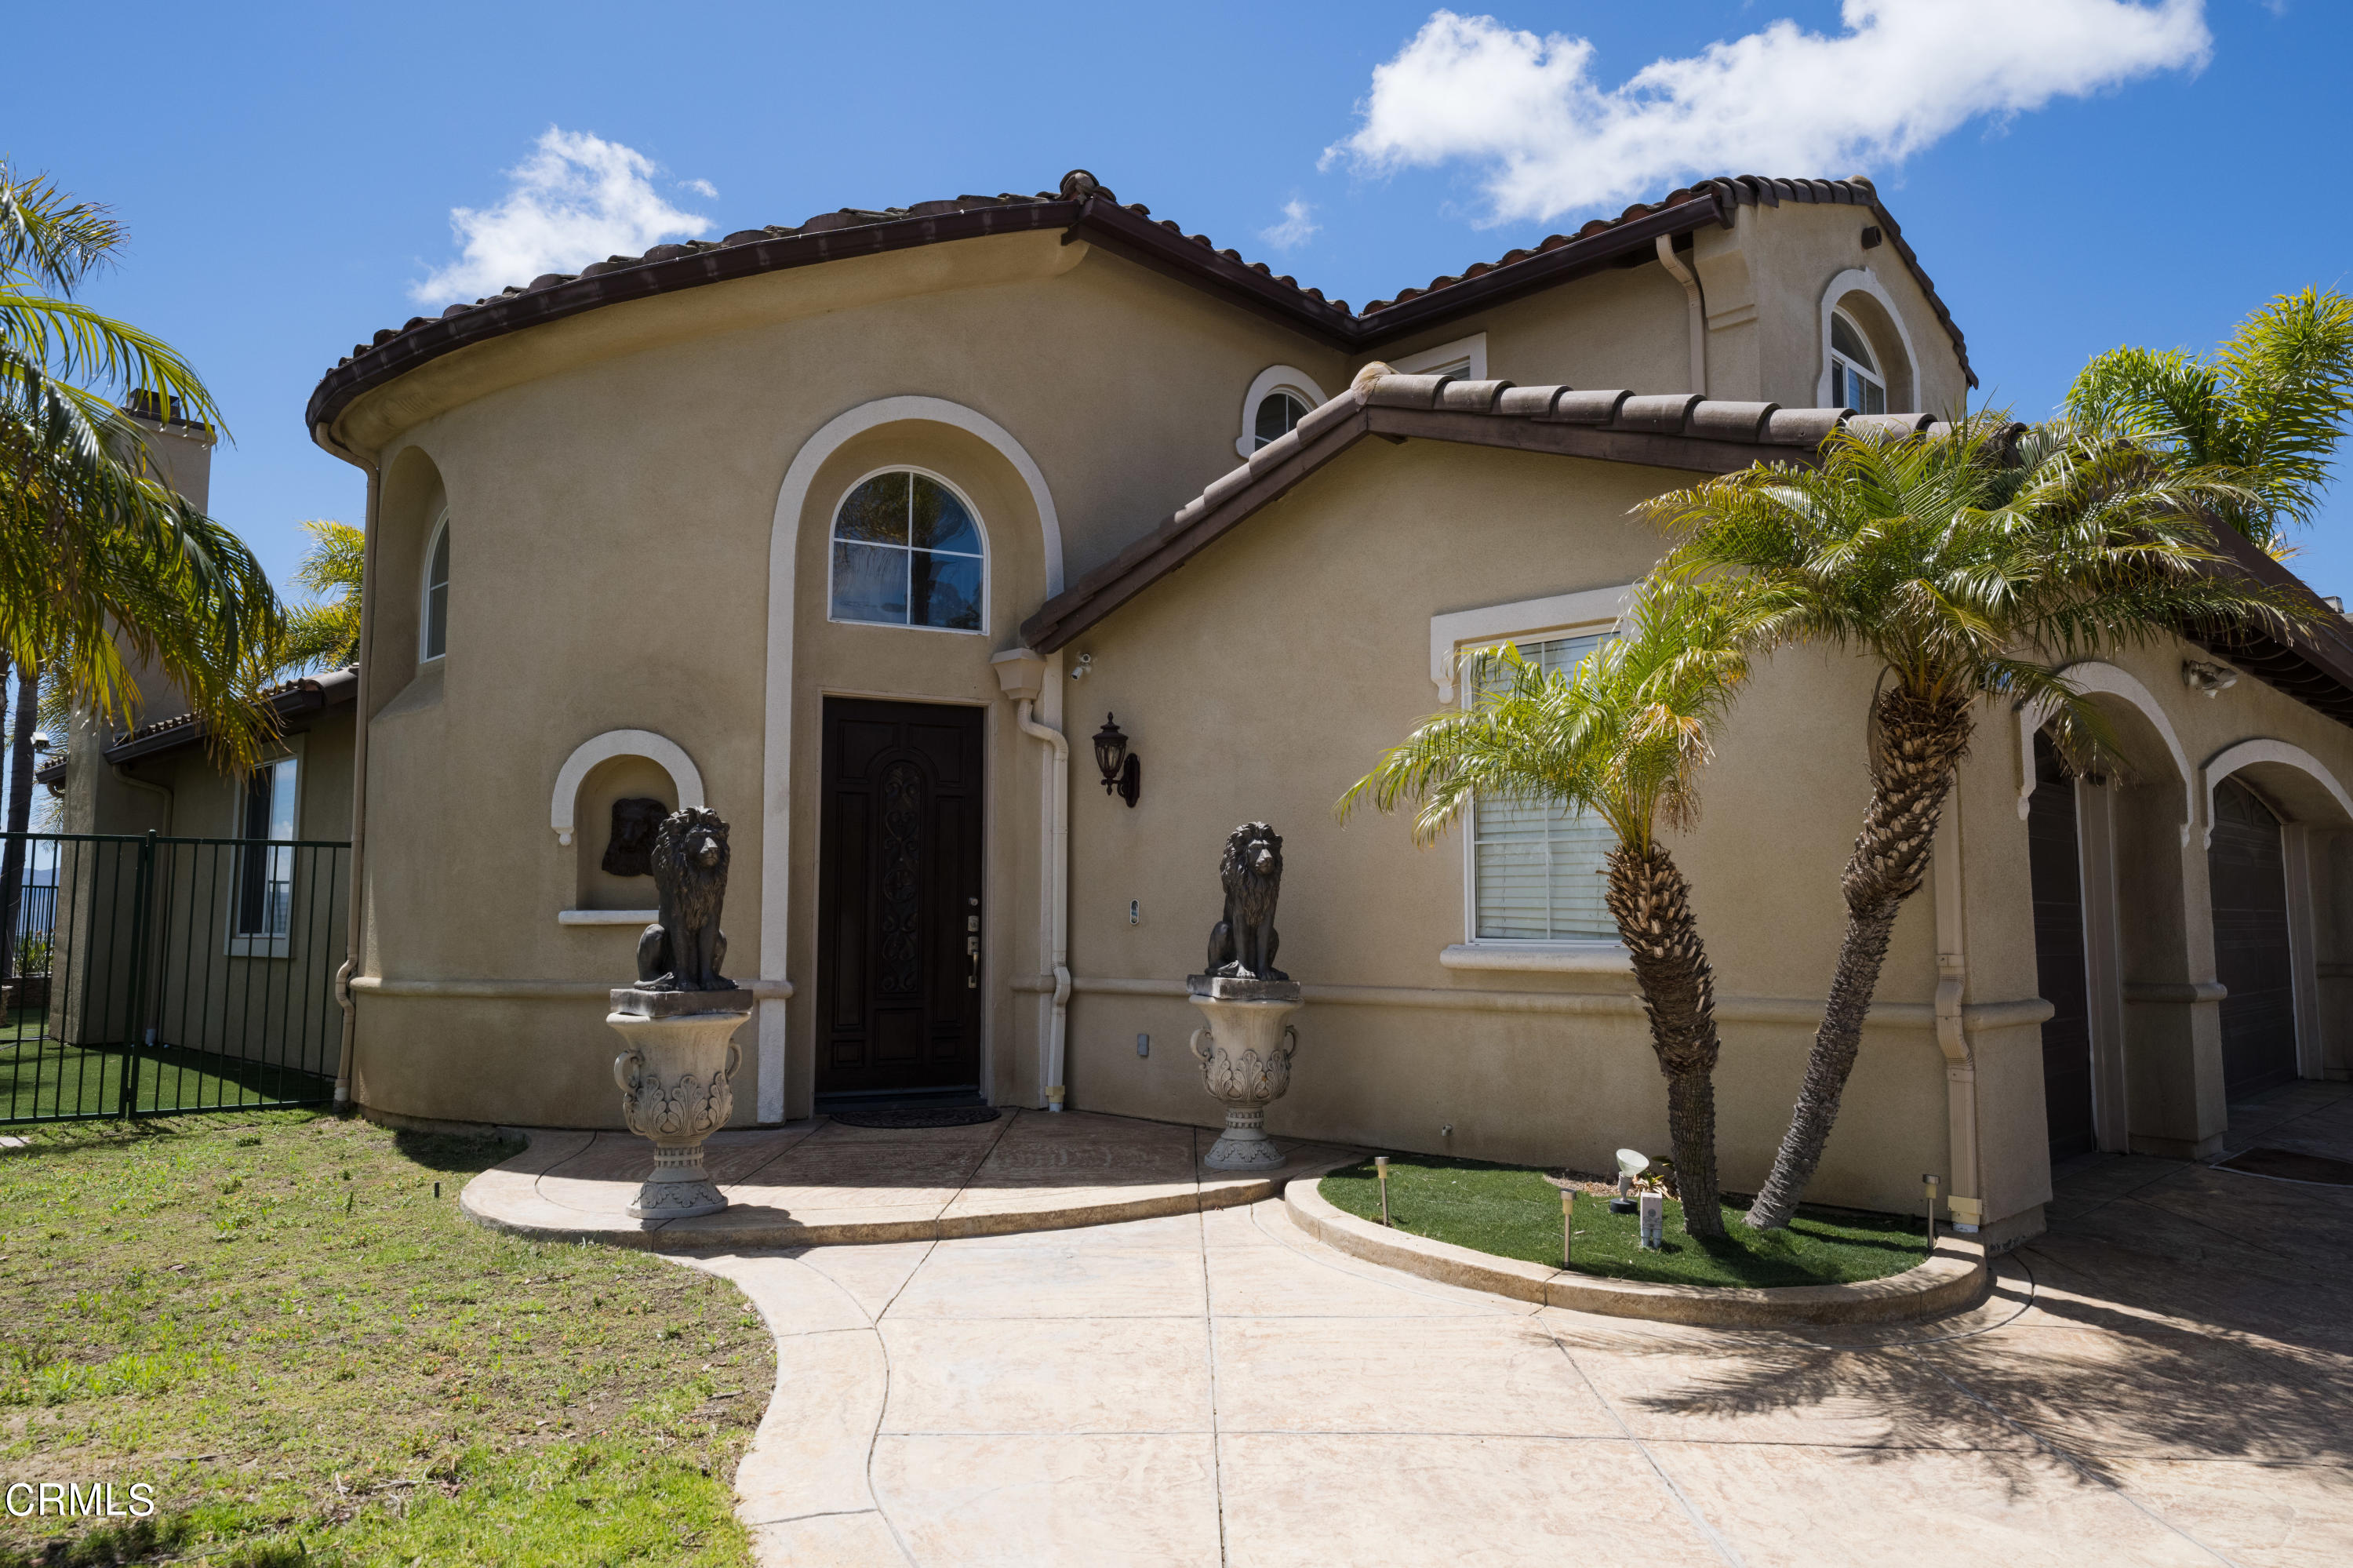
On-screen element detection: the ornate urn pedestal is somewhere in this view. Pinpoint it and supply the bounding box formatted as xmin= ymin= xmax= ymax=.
xmin=609 ymin=988 xmax=753 ymax=1219
xmin=1187 ymin=974 xmax=1302 ymax=1171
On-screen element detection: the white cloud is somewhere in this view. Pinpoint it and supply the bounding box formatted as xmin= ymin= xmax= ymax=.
xmin=411 ymin=128 xmax=714 ymax=303
xmin=1325 ymin=2 xmax=2211 ymax=224
xmin=680 ymin=177 xmax=720 ymax=199
xmin=1259 ymin=199 xmax=1319 ymax=251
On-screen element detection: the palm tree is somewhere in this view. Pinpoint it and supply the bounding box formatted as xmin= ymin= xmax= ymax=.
xmin=1646 ymin=417 xmax=2307 ymax=1230
xmin=275 ymin=519 xmax=363 ymax=675
xmin=1337 ymin=575 xmax=1756 ymax=1237
xmin=1 ymin=161 xmax=282 ymax=762
xmin=2066 ymin=289 xmax=2353 ymax=556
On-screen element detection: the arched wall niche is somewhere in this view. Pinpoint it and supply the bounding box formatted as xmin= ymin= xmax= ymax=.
xmin=551 ymin=729 xmax=707 ymax=921
xmin=371 ymin=445 xmax=448 ymax=715
xmin=1815 ymin=268 xmax=1921 ymax=413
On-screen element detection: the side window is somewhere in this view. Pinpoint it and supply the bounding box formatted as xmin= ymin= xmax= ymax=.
xmin=828 ymin=470 xmax=986 ymax=633
xmin=1829 ymin=310 xmax=1889 ymax=415
xmin=421 ymin=516 xmax=451 ymax=660
xmin=1470 ymin=632 xmax=1617 ymax=942
xmin=235 ymin=756 xmax=299 ymax=940
xmin=1253 ymin=391 xmax=1309 ymax=449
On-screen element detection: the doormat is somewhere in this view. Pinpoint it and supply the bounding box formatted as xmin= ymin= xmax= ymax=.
xmin=2217 ymin=1146 xmax=2353 ymax=1186
xmin=828 ymin=1106 xmax=1002 ymax=1130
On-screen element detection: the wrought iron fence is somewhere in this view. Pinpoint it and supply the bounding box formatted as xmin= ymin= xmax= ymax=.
xmin=1 ymin=831 xmax=351 ymax=1123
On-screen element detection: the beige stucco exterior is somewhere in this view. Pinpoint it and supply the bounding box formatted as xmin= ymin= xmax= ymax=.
xmin=295 ymin=189 xmax=2353 ymax=1248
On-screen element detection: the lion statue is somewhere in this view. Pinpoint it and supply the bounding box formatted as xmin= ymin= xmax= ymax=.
xmin=1206 ymin=821 xmax=1287 ymax=981
xmin=636 ymin=806 xmax=733 ymax=991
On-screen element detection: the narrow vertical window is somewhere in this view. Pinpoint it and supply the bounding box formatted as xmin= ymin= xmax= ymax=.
xmin=422 ymin=518 xmax=451 ymax=660
xmin=1469 ymin=633 xmax=1617 ymax=941
xmin=236 ymin=756 xmax=299 ymax=941
xmin=1828 ymin=312 xmax=1888 ymax=415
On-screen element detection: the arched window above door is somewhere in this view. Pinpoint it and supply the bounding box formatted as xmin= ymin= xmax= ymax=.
xmin=828 ymin=470 xmax=987 ymax=633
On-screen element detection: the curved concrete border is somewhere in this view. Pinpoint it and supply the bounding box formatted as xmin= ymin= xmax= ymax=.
xmin=1287 ymin=1175 xmax=1988 ymax=1327
xmin=460 ymin=1127 xmax=1360 ymax=1250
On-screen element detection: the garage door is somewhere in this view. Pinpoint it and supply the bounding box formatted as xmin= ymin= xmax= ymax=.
xmin=2028 ymin=733 xmax=2097 ymax=1159
xmin=2208 ymin=776 xmax=2297 ymax=1098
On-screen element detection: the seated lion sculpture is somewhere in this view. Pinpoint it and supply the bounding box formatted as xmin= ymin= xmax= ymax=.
xmin=1206 ymin=821 xmax=1287 ymax=981
xmin=636 ymin=806 xmax=733 ymax=991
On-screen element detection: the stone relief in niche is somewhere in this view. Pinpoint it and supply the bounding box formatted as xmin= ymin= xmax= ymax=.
xmin=602 ymin=797 xmax=668 ymax=878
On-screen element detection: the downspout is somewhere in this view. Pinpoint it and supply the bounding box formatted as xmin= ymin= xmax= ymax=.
xmin=311 ymin=420 xmax=380 ymax=1111
xmin=1013 ymin=696 xmax=1071 ymax=1109
xmin=1654 ymin=235 xmax=1708 ymax=397
xmin=1931 ymin=812 xmax=1982 ymax=1233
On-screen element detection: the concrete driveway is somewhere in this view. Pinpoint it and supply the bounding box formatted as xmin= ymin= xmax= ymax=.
xmin=692 ymin=1081 xmax=2353 ymax=1567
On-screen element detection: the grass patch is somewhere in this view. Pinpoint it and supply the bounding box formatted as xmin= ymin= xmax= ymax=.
xmin=0 ymin=1036 xmax=333 ymax=1126
xmin=0 ymin=1111 xmax=772 ymax=1566
xmin=1322 ymin=1155 xmax=1930 ymax=1288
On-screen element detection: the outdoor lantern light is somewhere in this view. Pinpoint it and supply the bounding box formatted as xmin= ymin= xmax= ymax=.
xmin=1092 ymin=714 xmax=1140 ymax=807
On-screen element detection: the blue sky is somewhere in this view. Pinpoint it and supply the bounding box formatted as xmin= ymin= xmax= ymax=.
xmin=12 ymin=0 xmax=2352 ymax=599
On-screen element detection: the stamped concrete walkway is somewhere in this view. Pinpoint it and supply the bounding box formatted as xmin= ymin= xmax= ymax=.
xmin=675 ymin=1081 xmax=2353 ymax=1567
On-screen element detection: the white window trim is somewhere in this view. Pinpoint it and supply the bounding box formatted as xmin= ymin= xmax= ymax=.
xmin=551 ymin=729 xmax=705 ymax=846
xmin=1383 ymin=332 xmax=1489 ymax=382
xmin=1235 ymin=366 xmax=1329 ymax=458
xmin=1431 ymin=585 xmax=1635 ymax=966
xmin=1827 ymin=310 xmax=1886 ymax=412
xmin=824 ymin=465 xmax=991 ymax=638
xmin=227 ymin=737 xmax=304 ymax=959
xmin=1813 ymin=270 xmax=1920 ymax=409
xmin=419 ymin=510 xmax=450 ymax=664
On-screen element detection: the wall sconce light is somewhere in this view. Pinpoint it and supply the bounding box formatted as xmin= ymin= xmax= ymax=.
xmin=1092 ymin=714 xmax=1140 ymax=807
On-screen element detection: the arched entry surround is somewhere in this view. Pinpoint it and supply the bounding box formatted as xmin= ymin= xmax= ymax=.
xmin=2015 ymin=663 xmax=2217 ymax=1156
xmin=761 ymin=398 xmax=1065 ymax=1122
xmin=2203 ymin=739 xmax=2353 ymax=1082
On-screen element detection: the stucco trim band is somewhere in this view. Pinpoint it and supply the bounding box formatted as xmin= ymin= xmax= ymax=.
xmin=2200 ymin=737 xmax=2353 ymax=846
xmin=351 ymin=977 xmax=795 ymax=1000
xmin=2014 ymin=661 xmax=2198 ymax=845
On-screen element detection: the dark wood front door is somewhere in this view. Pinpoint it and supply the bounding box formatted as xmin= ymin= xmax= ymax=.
xmin=2028 ymin=732 xmax=2097 ymax=1160
xmin=816 ymin=699 xmax=984 ymax=1097
xmin=2209 ymin=776 xmax=2297 ymax=1099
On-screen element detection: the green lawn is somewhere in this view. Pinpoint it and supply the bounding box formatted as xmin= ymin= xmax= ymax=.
xmin=0 ymin=1037 xmax=333 ymax=1125
xmin=1322 ymin=1155 xmax=1930 ymax=1288
xmin=0 ymin=1112 xmax=772 ymax=1566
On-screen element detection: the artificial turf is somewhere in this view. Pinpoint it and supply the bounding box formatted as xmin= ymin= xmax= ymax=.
xmin=0 ymin=1111 xmax=771 ymax=1566
xmin=1322 ymin=1154 xmax=1930 ymax=1288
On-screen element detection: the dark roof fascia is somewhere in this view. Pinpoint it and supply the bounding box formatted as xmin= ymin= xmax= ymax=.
xmin=1065 ymin=198 xmax=1358 ymax=345
xmin=102 ymin=670 xmax=358 ymax=767
xmin=1020 ymin=395 xmax=1810 ymax=653
xmin=2191 ymin=526 xmax=2353 ymax=729
xmin=1352 ymin=197 xmax=1724 ymax=347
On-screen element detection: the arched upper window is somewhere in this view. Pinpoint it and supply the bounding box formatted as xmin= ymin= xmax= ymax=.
xmin=420 ymin=515 xmax=450 ymax=660
xmin=1828 ymin=310 xmax=1888 ymax=415
xmin=828 ymin=470 xmax=985 ymax=633
xmin=1253 ymin=391 xmax=1309 ymax=449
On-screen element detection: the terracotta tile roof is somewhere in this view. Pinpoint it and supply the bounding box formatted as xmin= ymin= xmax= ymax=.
xmin=1359 ymin=176 xmax=1972 ymax=387
xmin=1020 ymin=371 xmax=1951 ymax=653
xmin=307 ymin=170 xmax=1972 ymax=435
xmin=102 ymin=665 xmax=358 ymax=765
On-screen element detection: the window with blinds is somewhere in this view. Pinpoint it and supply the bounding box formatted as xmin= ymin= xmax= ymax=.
xmin=1469 ymin=631 xmax=1617 ymax=941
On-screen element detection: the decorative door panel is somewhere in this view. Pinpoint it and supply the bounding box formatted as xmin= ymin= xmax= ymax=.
xmin=816 ymin=699 xmax=984 ymax=1095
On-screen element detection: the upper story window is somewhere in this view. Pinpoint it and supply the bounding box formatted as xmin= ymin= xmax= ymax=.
xmin=1828 ymin=311 xmax=1888 ymax=415
xmin=1253 ymin=392 xmax=1309 ymax=449
xmin=829 ymin=470 xmax=985 ymax=633
xmin=1471 ymin=631 xmax=1617 ymax=942
xmin=420 ymin=516 xmax=451 ymax=660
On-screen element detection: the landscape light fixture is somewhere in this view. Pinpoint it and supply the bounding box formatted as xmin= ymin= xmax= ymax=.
xmin=1923 ymin=1173 xmax=1941 ymax=1242
xmin=1613 ymin=1148 xmax=1647 ymax=1214
xmin=1638 ymin=1189 xmax=1665 ymax=1250
xmin=1375 ymin=1155 xmax=1391 ymax=1227
xmin=1092 ymin=714 xmax=1140 ymax=807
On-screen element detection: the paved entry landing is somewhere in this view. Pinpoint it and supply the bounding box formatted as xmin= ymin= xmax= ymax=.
xmin=460 ymin=1108 xmax=1355 ymax=1247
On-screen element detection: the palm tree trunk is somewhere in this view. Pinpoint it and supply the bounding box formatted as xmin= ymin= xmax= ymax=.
xmin=1604 ymin=841 xmax=1725 ymax=1239
xmin=1744 ymin=683 xmax=1975 ymax=1231
xmin=0 ymin=664 xmax=33 ymax=985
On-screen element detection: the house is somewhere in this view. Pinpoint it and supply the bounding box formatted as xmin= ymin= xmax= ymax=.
xmin=303 ymin=169 xmax=2353 ymax=1249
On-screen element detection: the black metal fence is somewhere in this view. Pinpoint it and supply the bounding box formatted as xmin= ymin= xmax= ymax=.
xmin=1 ymin=831 xmax=351 ymax=1123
